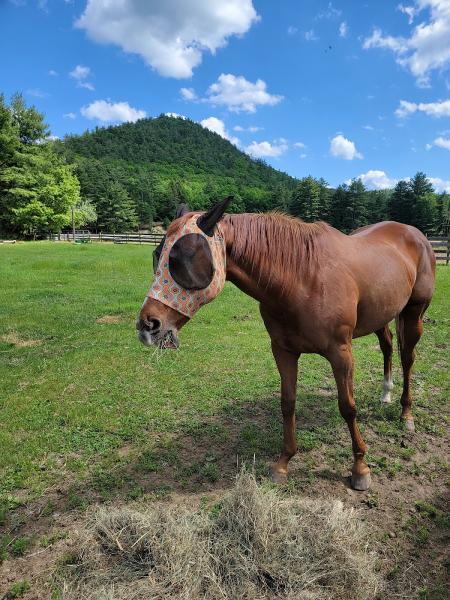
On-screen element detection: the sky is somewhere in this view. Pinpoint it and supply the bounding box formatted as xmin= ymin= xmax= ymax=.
xmin=1 ymin=0 xmax=450 ymax=191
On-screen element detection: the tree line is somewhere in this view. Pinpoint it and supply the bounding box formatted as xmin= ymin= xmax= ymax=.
xmin=0 ymin=93 xmax=448 ymax=238
xmin=289 ymin=174 xmax=449 ymax=236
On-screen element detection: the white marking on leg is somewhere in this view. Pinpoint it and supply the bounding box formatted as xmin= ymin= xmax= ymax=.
xmin=381 ymin=376 xmax=393 ymax=404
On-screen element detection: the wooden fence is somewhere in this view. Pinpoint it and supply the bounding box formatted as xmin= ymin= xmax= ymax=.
xmin=53 ymin=232 xmax=165 ymax=245
xmin=52 ymin=231 xmax=450 ymax=264
xmin=428 ymin=236 xmax=450 ymax=265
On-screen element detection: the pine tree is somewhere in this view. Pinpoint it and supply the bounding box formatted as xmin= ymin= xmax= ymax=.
xmin=290 ymin=176 xmax=321 ymax=221
xmin=389 ymin=180 xmax=412 ymax=223
xmin=96 ymin=181 xmax=138 ymax=232
xmin=317 ymin=177 xmax=331 ymax=221
xmin=346 ymin=179 xmax=368 ymax=231
xmin=435 ymin=193 xmax=449 ymax=235
xmin=329 ymin=184 xmax=348 ymax=231
xmin=408 ymin=172 xmax=436 ymax=233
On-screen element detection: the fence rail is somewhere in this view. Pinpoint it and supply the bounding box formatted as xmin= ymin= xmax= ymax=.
xmin=428 ymin=236 xmax=450 ymax=265
xmin=53 ymin=232 xmax=165 ymax=245
xmin=52 ymin=232 xmax=449 ymax=264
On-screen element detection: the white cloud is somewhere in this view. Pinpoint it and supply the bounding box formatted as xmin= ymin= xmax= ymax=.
xmin=299 ymin=153 xmax=307 ymax=159
xmin=26 ymin=88 xmax=48 ymax=98
xmin=429 ymin=177 xmax=450 ymax=192
xmin=200 ymin=117 xmax=239 ymax=145
xmin=363 ymin=124 xmax=375 ymax=130
xmin=233 ymin=125 xmax=263 ymax=132
xmin=165 ymin=112 xmax=187 ymax=119
xmin=397 ymin=3 xmax=417 ymax=24
xmin=363 ymin=1 xmax=450 ymax=86
xmin=76 ymin=0 xmax=259 ymax=79
xmin=70 ymin=64 xmax=90 ymax=80
xmin=294 ymin=141 xmax=307 ymax=148
xmin=339 ymin=21 xmax=349 ymax=38
xmin=287 ymin=26 xmax=298 ymax=35
xmin=63 ymin=112 xmax=76 ymax=119
xmin=48 ymin=69 xmax=58 ymax=76
xmin=203 ymin=73 xmax=283 ymax=113
xmin=395 ymin=98 xmax=450 ymax=117
xmin=245 ymin=139 xmax=288 ymax=158
xmin=70 ymin=64 xmax=95 ymax=90
xmin=432 ymin=136 xmax=450 ymax=149
xmin=81 ymin=100 xmax=147 ymax=123
xmin=317 ymin=2 xmax=342 ymax=20
xmin=180 ymin=87 xmax=197 ymax=101
xmin=354 ymin=170 xmax=397 ymax=189
xmin=304 ymin=29 xmax=319 ymax=41
xmin=330 ymin=134 xmax=363 ymax=160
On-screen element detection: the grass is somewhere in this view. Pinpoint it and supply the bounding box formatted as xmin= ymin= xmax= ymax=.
xmin=0 ymin=242 xmax=448 ymax=502
xmin=0 ymin=242 xmax=449 ymax=599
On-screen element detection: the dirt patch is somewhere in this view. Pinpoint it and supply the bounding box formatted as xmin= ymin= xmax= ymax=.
xmin=0 ymin=332 xmax=42 ymax=348
xmin=1 ymin=397 xmax=448 ymax=599
xmin=95 ymin=315 xmax=123 ymax=325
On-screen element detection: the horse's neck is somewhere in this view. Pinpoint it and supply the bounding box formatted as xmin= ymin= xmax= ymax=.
xmin=221 ymin=214 xmax=305 ymax=303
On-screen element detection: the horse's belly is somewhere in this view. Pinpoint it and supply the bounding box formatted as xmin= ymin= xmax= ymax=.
xmin=353 ymin=275 xmax=413 ymax=337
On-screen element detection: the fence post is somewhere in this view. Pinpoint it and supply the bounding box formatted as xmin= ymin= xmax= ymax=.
xmin=447 ymin=234 xmax=449 ymax=266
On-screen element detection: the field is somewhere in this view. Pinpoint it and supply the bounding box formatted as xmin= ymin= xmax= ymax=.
xmin=0 ymin=242 xmax=449 ymax=599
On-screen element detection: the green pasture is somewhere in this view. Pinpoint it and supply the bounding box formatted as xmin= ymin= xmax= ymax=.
xmin=0 ymin=242 xmax=449 ymax=504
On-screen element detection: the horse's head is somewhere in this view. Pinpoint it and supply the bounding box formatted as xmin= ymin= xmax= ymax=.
xmin=137 ymin=197 xmax=232 ymax=349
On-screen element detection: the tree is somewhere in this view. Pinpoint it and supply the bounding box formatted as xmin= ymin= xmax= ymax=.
xmin=435 ymin=192 xmax=449 ymax=235
xmin=0 ymin=94 xmax=18 ymax=169
xmin=408 ymin=172 xmax=436 ymax=233
xmin=389 ymin=180 xmax=411 ymax=223
xmin=290 ymin=176 xmax=321 ymax=221
xmin=2 ymin=143 xmax=80 ymax=237
xmin=328 ymin=180 xmax=367 ymax=233
xmin=73 ymin=199 xmax=97 ymax=228
xmin=329 ymin=184 xmax=348 ymax=231
xmin=96 ymin=181 xmax=138 ymax=232
xmin=317 ymin=178 xmax=331 ymax=222
xmin=9 ymin=93 xmax=49 ymax=144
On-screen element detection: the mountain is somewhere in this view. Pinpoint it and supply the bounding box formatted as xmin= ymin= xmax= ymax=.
xmin=57 ymin=115 xmax=297 ymax=227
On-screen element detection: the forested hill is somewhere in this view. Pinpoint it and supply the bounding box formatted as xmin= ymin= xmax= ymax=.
xmin=57 ymin=115 xmax=297 ymax=227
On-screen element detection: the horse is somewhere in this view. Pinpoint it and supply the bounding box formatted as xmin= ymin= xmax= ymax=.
xmin=137 ymin=198 xmax=436 ymax=490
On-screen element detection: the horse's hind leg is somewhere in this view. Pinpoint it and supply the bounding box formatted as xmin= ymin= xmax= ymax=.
xmin=396 ymin=303 xmax=428 ymax=432
xmin=375 ymin=325 xmax=394 ymax=403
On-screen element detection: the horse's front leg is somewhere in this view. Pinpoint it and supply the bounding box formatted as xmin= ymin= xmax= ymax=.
xmin=328 ymin=340 xmax=371 ymax=491
xmin=270 ymin=341 xmax=299 ymax=484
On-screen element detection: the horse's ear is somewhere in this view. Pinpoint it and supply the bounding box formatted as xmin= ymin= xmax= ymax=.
xmin=175 ymin=203 xmax=190 ymax=219
xmin=197 ymin=196 xmax=233 ymax=236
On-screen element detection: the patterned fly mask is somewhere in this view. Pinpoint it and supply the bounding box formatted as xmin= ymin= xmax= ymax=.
xmin=147 ymin=215 xmax=226 ymax=318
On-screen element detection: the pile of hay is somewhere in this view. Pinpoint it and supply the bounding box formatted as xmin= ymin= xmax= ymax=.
xmin=61 ymin=472 xmax=381 ymax=600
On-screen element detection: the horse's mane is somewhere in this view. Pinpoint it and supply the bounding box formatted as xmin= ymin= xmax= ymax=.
xmin=223 ymin=212 xmax=330 ymax=292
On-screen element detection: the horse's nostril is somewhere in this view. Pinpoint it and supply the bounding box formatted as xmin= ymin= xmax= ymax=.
xmin=147 ymin=318 xmax=161 ymax=333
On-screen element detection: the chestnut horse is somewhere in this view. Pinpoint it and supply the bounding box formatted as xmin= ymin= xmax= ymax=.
xmin=137 ymin=198 xmax=435 ymax=490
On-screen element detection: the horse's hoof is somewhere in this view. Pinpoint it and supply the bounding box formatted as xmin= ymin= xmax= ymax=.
xmin=402 ymin=418 xmax=415 ymax=432
xmin=351 ymin=472 xmax=371 ymax=491
xmin=381 ymin=392 xmax=392 ymax=404
xmin=269 ymin=467 xmax=287 ymax=485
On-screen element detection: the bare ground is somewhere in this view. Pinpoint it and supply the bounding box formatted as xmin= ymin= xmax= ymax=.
xmin=1 ymin=392 xmax=448 ymax=600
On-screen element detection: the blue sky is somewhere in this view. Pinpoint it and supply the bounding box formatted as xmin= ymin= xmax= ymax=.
xmin=1 ymin=0 xmax=450 ymax=191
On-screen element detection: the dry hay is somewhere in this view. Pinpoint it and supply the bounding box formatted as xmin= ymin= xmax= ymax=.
xmin=95 ymin=315 xmax=123 ymax=325
xmin=61 ymin=472 xmax=381 ymax=600
xmin=0 ymin=331 xmax=42 ymax=348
